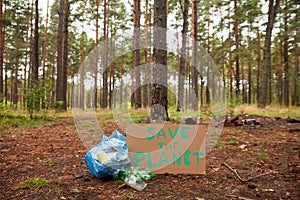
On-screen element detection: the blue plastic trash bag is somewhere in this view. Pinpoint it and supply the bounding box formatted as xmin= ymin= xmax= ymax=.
xmin=85 ymin=130 xmax=131 ymax=179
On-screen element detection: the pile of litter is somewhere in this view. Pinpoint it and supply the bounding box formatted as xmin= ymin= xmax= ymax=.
xmin=85 ymin=130 xmax=154 ymax=190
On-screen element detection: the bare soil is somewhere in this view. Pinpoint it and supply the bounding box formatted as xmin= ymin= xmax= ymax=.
xmin=0 ymin=116 xmax=299 ymax=200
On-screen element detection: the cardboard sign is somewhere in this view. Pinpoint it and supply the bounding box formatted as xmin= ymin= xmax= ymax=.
xmin=126 ymin=124 xmax=206 ymax=174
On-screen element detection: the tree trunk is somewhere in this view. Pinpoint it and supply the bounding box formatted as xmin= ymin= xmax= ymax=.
xmin=0 ymin=0 xmax=3 ymax=101
xmin=13 ymin=36 xmax=20 ymax=107
xmin=228 ymin=17 xmax=233 ymax=105
xmin=192 ymin=0 xmax=199 ymax=110
xmin=31 ymin=0 xmax=39 ymax=88
xmin=283 ymin=0 xmax=289 ymax=107
xmin=95 ymin=0 xmax=99 ymax=108
xmin=62 ymin=0 xmax=69 ymax=110
xmin=56 ymin=0 xmax=65 ymax=110
xmin=234 ymin=0 xmax=240 ymax=99
xmin=294 ymin=32 xmax=299 ymax=106
xmin=247 ymin=28 xmax=252 ymax=104
xmin=142 ymin=0 xmax=150 ymax=108
xmin=80 ymin=32 xmax=85 ymax=109
xmin=41 ymin=0 xmax=49 ymax=109
xmin=151 ymin=0 xmax=168 ymax=121
xmin=276 ymin=34 xmax=283 ymax=105
xmin=256 ymin=30 xmax=261 ymax=104
xmin=177 ymin=0 xmax=188 ymax=112
xmin=23 ymin=0 xmax=30 ymax=109
xmin=134 ymin=0 xmax=141 ymax=109
xmin=101 ymin=0 xmax=108 ymax=108
xmin=258 ymin=0 xmax=280 ymax=108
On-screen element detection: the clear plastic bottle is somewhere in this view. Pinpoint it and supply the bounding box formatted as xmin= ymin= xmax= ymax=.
xmin=117 ymin=167 xmax=154 ymax=191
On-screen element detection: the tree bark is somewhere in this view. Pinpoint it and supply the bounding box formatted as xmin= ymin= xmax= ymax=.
xmin=41 ymin=0 xmax=49 ymax=109
xmin=56 ymin=0 xmax=65 ymax=110
xmin=0 ymin=0 xmax=3 ymax=101
xmin=283 ymin=0 xmax=289 ymax=107
xmin=258 ymin=0 xmax=280 ymax=108
xmin=13 ymin=36 xmax=19 ymax=107
xmin=192 ymin=0 xmax=199 ymax=110
xmin=234 ymin=0 xmax=240 ymax=99
xmin=177 ymin=0 xmax=188 ymax=112
xmin=95 ymin=0 xmax=99 ymax=108
xmin=31 ymin=0 xmax=39 ymax=88
xmin=62 ymin=0 xmax=69 ymax=110
xmin=134 ymin=0 xmax=141 ymax=109
xmin=151 ymin=0 xmax=168 ymax=121
xmin=101 ymin=0 xmax=108 ymax=108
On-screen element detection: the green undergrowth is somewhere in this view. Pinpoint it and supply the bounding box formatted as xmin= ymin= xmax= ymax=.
xmin=229 ymin=104 xmax=300 ymax=118
xmin=16 ymin=177 xmax=49 ymax=190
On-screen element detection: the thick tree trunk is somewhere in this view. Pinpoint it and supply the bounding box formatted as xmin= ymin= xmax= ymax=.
xmin=177 ymin=0 xmax=188 ymax=112
xmin=151 ymin=0 xmax=168 ymax=121
xmin=62 ymin=0 xmax=69 ymax=110
xmin=134 ymin=0 xmax=141 ymax=109
xmin=258 ymin=0 xmax=280 ymax=108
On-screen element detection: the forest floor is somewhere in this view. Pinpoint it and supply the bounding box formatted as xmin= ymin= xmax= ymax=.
xmin=0 ymin=113 xmax=299 ymax=200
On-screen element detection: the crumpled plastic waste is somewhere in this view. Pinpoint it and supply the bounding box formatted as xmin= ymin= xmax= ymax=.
xmin=85 ymin=130 xmax=131 ymax=179
xmin=85 ymin=130 xmax=154 ymax=190
xmin=115 ymin=167 xmax=155 ymax=191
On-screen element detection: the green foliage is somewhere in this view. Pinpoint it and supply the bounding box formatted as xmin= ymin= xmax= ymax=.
xmin=17 ymin=177 xmax=49 ymax=190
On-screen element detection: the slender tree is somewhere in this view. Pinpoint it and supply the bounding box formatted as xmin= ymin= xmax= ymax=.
xmin=41 ymin=0 xmax=50 ymax=109
xmin=192 ymin=0 xmax=199 ymax=110
xmin=101 ymin=0 xmax=108 ymax=108
xmin=177 ymin=0 xmax=188 ymax=112
xmin=283 ymin=0 xmax=289 ymax=106
xmin=0 ymin=0 xmax=3 ymax=102
xmin=258 ymin=0 xmax=280 ymax=108
xmin=56 ymin=0 xmax=65 ymax=110
xmin=151 ymin=0 xmax=168 ymax=121
xmin=134 ymin=0 xmax=141 ymax=108
xmin=234 ymin=0 xmax=240 ymax=99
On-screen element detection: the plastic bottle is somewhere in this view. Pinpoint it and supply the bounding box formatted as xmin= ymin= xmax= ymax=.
xmin=116 ymin=167 xmax=154 ymax=191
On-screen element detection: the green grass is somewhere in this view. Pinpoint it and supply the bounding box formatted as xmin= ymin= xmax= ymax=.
xmin=228 ymin=139 xmax=238 ymax=145
xmin=126 ymin=191 xmax=137 ymax=200
xmin=0 ymin=112 xmax=52 ymax=132
xmin=230 ymin=104 xmax=300 ymax=118
xmin=17 ymin=177 xmax=49 ymax=190
xmin=257 ymin=152 xmax=270 ymax=162
xmin=215 ymin=141 xmax=225 ymax=148
xmin=43 ymin=158 xmax=52 ymax=165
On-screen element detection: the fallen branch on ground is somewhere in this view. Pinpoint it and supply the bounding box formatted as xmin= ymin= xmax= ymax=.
xmin=222 ymin=162 xmax=277 ymax=182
